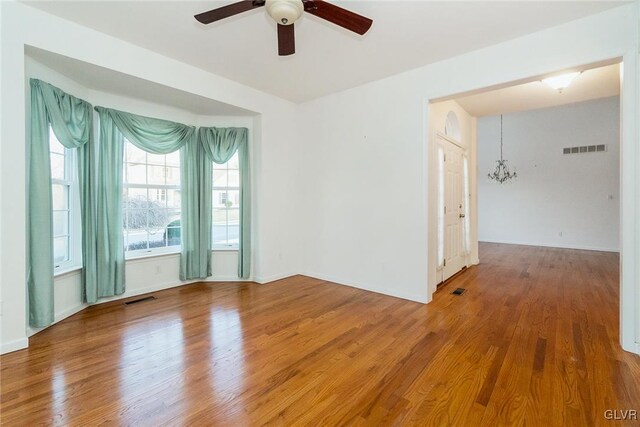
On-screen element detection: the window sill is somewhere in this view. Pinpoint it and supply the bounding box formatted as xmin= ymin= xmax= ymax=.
xmin=125 ymin=248 xmax=237 ymax=261
xmin=54 ymin=266 xmax=82 ymax=278
xmin=126 ymin=249 xmax=181 ymax=261
xmin=212 ymin=247 xmax=239 ymax=252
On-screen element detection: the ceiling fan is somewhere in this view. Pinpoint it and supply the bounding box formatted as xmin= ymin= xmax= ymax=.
xmin=195 ymin=0 xmax=373 ymax=56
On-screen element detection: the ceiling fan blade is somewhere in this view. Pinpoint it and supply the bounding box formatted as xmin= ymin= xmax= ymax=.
xmin=195 ymin=1 xmax=265 ymax=24
xmin=303 ymin=0 xmax=372 ymax=35
xmin=277 ymin=23 xmax=295 ymax=56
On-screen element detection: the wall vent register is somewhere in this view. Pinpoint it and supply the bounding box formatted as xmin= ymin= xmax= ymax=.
xmin=563 ymin=144 xmax=606 ymax=155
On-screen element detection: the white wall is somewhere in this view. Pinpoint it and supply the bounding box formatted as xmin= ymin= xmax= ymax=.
xmin=478 ymin=97 xmax=620 ymax=251
xmin=297 ymin=5 xmax=639 ymax=352
xmin=1 ymin=1 xmax=301 ymax=354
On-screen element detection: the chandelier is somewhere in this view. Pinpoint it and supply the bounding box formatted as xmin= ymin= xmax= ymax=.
xmin=488 ymin=115 xmax=517 ymax=184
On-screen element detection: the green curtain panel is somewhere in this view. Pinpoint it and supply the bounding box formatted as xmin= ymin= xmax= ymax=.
xmin=198 ymin=127 xmax=251 ymax=278
xmin=90 ymin=110 xmax=126 ymax=302
xmin=179 ymin=140 xmax=212 ymax=280
xmin=28 ymin=79 xmax=93 ymax=327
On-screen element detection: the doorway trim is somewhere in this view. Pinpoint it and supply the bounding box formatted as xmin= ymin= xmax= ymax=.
xmin=435 ymin=132 xmax=471 ymax=285
xmin=425 ymin=55 xmax=639 ymax=355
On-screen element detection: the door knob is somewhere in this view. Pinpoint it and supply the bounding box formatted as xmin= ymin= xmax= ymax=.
xmin=459 ymin=213 xmax=465 ymax=218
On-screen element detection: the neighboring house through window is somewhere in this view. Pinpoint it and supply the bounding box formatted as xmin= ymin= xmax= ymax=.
xmin=212 ymin=152 xmax=240 ymax=249
xmin=50 ymin=127 xmax=81 ymax=271
xmin=122 ymin=140 xmax=181 ymax=256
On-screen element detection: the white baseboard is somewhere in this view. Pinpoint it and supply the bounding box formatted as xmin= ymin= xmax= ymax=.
xmin=202 ymin=276 xmax=252 ymax=282
xmin=28 ymin=302 xmax=88 ymax=337
xmin=94 ymin=279 xmax=197 ymax=306
xmin=478 ymin=239 xmax=619 ymax=253
xmin=254 ymin=272 xmax=297 ymax=284
xmin=302 ymin=271 xmax=428 ymax=304
xmin=621 ymin=336 xmax=640 ymax=356
xmin=1 ymin=337 xmax=29 ymax=355
xmin=15 ymin=269 xmax=431 ymax=348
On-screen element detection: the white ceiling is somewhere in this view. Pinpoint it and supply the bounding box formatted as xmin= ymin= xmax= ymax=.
xmin=23 ymin=1 xmax=627 ymax=103
xmin=26 ymin=46 xmax=257 ymax=116
xmin=455 ymin=63 xmax=620 ymax=117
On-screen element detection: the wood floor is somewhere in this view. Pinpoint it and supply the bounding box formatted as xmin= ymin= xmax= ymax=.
xmin=2 ymin=243 xmax=639 ymax=426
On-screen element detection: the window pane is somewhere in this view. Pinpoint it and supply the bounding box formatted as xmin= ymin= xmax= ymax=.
xmin=227 ymin=208 xmax=240 ymax=223
xmin=212 ymin=208 xmax=227 ymax=246
xmin=147 ymin=208 xmax=170 ymax=233
xmin=125 ymin=188 xmax=148 ymax=209
xmin=228 ymin=170 xmax=240 ymax=188
xmin=437 ymin=147 xmax=445 ymax=267
xmin=52 ymin=184 xmax=68 ymax=210
xmin=166 ymin=227 xmax=181 ymax=247
xmin=123 ymin=144 xmax=181 ymax=253
xmin=212 ymin=208 xmax=227 ymax=225
xmin=53 ymin=236 xmax=69 ymax=263
xmin=166 ymin=189 xmax=181 ymax=209
xmin=213 ymin=161 xmax=227 ymax=170
xmin=125 ymin=143 xmax=147 ymax=163
xmin=213 ymin=170 xmax=227 ymax=188
xmin=149 ymin=188 xmax=167 ymax=207
xmin=127 ymin=232 xmax=148 ymax=251
xmin=167 ymin=209 xmax=181 ymax=226
xmin=165 ymin=167 xmax=180 ymax=186
xmin=227 ymin=224 xmax=240 ymax=245
xmin=166 ymin=151 xmax=180 ymax=167
xmin=213 ymin=190 xmax=229 ymax=209
xmin=49 ymin=128 xmax=65 ymax=154
xmin=147 ymin=152 xmax=165 ymax=166
xmin=227 ymin=153 xmax=239 ymax=169
xmin=227 ymin=190 xmax=240 ymax=208
xmin=51 ymin=153 xmax=65 ymax=180
xmin=125 ymin=209 xmax=147 ymax=230
xmin=147 ymin=164 xmax=165 ymax=185
xmin=53 ymin=211 xmax=69 ymax=236
xmin=126 ymin=163 xmax=147 ymax=185
xmin=148 ymin=230 xmax=166 ymax=249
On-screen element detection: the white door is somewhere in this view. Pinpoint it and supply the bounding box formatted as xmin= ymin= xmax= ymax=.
xmin=439 ymin=138 xmax=467 ymax=282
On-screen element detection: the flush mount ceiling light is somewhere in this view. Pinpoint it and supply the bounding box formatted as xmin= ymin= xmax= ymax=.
xmin=542 ymin=72 xmax=581 ymax=93
xmin=266 ymin=0 xmax=304 ymax=25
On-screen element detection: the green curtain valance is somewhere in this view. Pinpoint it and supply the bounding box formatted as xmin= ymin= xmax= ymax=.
xmin=31 ymin=79 xmax=93 ymax=149
xmin=198 ymin=127 xmax=248 ymax=164
xmin=94 ymin=106 xmax=195 ymax=154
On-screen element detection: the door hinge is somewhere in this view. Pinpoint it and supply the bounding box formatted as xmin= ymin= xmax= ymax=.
xmin=444 ymin=206 xmax=447 ymax=214
xmin=444 ymin=259 xmax=447 ymax=267
xmin=444 ymin=154 xmax=447 ymax=161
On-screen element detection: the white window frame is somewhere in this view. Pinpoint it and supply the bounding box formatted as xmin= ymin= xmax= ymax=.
xmin=50 ymin=129 xmax=82 ymax=275
xmin=122 ymin=141 xmax=182 ymax=259
xmin=212 ymin=157 xmax=240 ymax=251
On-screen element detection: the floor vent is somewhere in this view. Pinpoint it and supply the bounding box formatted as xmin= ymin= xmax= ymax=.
xmin=124 ymin=296 xmax=156 ymax=305
xmin=452 ymin=288 xmax=466 ymax=296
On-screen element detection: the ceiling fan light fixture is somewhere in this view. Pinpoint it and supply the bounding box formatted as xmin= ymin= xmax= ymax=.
xmin=266 ymin=0 xmax=304 ymax=25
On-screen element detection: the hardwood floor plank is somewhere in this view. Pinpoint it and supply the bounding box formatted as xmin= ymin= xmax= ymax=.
xmin=1 ymin=243 xmax=639 ymax=426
